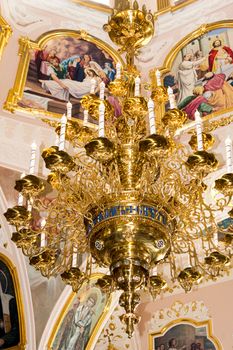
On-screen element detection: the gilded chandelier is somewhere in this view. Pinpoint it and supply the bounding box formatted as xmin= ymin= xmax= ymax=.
xmin=4 ymin=1 xmax=233 ymax=338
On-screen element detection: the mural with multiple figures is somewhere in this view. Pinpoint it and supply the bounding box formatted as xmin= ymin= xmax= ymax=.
xmin=22 ymin=35 xmax=117 ymax=118
xmin=49 ymin=277 xmax=109 ymax=350
xmin=153 ymin=323 xmax=217 ymax=350
xmin=163 ymin=26 xmax=233 ymax=121
xmin=5 ymin=31 xmax=121 ymax=121
xmin=0 ymin=258 xmax=20 ymax=349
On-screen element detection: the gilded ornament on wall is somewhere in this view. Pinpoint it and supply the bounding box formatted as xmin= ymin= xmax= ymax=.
xmin=0 ymin=15 xmax=12 ymax=61
xmin=149 ymin=301 xmax=222 ymax=350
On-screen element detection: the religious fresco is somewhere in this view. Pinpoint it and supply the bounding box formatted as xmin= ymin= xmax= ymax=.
xmin=5 ymin=30 xmax=122 ymax=121
xmin=163 ymin=26 xmax=233 ymax=122
xmin=153 ymin=323 xmax=218 ymax=350
xmin=0 ymin=257 xmax=21 ymax=350
xmin=48 ymin=277 xmax=109 ymax=350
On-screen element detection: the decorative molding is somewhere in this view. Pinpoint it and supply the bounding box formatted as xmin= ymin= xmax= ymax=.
xmin=0 ymin=15 xmax=12 ymax=60
xmin=1 ymin=0 xmax=46 ymax=33
xmin=148 ymin=301 xmax=222 ymax=350
xmin=149 ymin=300 xmax=210 ymax=333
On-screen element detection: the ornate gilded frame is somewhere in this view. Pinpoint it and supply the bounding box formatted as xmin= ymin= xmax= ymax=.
xmin=4 ymin=29 xmax=124 ymax=120
xmin=149 ymin=318 xmax=222 ymax=350
xmin=46 ymin=273 xmax=112 ymax=350
xmin=0 ymin=15 xmax=12 ymax=61
xmin=150 ymin=20 xmax=233 ymax=132
xmin=0 ymin=253 xmax=26 ymax=350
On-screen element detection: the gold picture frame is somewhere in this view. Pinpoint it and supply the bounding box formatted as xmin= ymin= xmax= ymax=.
xmin=4 ymin=29 xmax=124 ymax=121
xmin=0 ymin=253 xmax=26 ymax=350
xmin=0 ymin=15 xmax=12 ymax=61
xmin=149 ymin=318 xmax=222 ymax=350
xmin=47 ymin=273 xmax=112 ymax=350
xmin=150 ymin=20 xmax=233 ymax=131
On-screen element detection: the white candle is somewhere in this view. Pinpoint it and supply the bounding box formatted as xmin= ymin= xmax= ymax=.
xmin=168 ymin=86 xmax=177 ymax=109
xmin=99 ymin=81 xmax=105 ymax=100
xmin=134 ymin=76 xmax=141 ymax=97
xmin=90 ymin=78 xmax=96 ymax=94
xmin=40 ymin=218 xmax=46 ymax=248
xmin=17 ymin=172 xmax=25 ymax=206
xmin=72 ymin=246 xmax=78 ymax=267
xmin=55 ymin=133 xmax=59 ymax=147
xmin=116 ymin=62 xmax=121 ymax=79
xmin=179 ymin=253 xmax=190 ymax=270
xmin=213 ymin=231 xmax=218 ymax=246
xmin=18 ymin=193 xmax=24 ymax=206
xmin=148 ymin=98 xmax=156 ymax=134
xmin=29 ymin=142 xmax=37 ymax=174
xmin=156 ymin=69 xmax=161 ymax=87
xmin=59 ymin=114 xmax=67 ymax=151
xmin=225 ymin=137 xmax=233 ymax=173
xmin=27 ymin=199 xmax=32 ymax=212
xmin=83 ymin=109 xmax=89 ymax=126
xmin=66 ymin=101 xmax=72 ymax=119
xmin=195 ymin=110 xmax=203 ymax=151
xmin=152 ymin=266 xmax=158 ymax=276
xmin=98 ymin=102 xmax=105 ymax=138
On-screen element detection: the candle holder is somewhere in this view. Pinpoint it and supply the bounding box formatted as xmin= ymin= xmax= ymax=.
xmin=205 ymin=251 xmax=230 ymax=277
xmin=123 ymin=97 xmax=148 ymax=118
xmin=96 ymin=275 xmax=114 ymax=293
xmin=139 ymin=134 xmax=169 ymax=158
xmin=43 ymin=149 xmax=75 ymax=173
xmin=15 ymin=174 xmax=45 ymax=196
xmin=108 ymin=79 xmax=129 ymax=97
xmin=185 ymin=150 xmax=218 ymax=175
xmin=151 ymin=86 xmax=168 ymax=104
xmin=55 ymin=120 xmax=81 ymax=143
xmin=4 ymin=205 xmax=32 ymax=226
xmin=178 ymin=267 xmax=202 ymax=292
xmin=60 ymin=267 xmax=86 ymax=292
xmin=29 ymin=249 xmax=57 ymax=271
xmin=149 ymin=275 xmax=167 ymax=299
xmin=47 ymin=172 xmax=69 ymax=190
xmin=162 ymin=108 xmax=187 ymax=131
xmin=41 ymin=146 xmax=59 ymax=159
xmin=81 ymin=95 xmax=114 ymax=121
xmin=11 ymin=228 xmax=38 ymax=248
xmin=215 ymin=173 xmax=233 ymax=196
xmin=189 ymin=132 xmax=215 ymax=151
xmin=85 ymin=137 xmax=115 ymax=162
